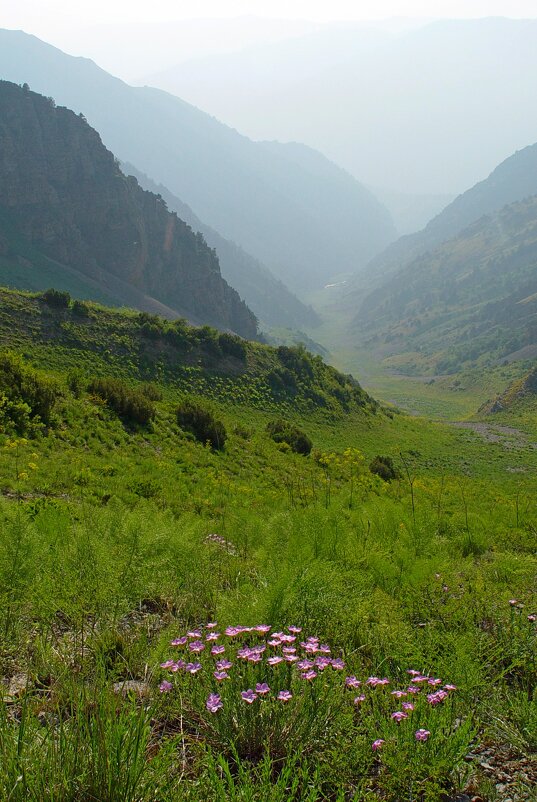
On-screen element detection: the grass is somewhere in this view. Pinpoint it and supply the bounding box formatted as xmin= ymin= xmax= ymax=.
xmin=0 ymin=288 xmax=535 ymax=800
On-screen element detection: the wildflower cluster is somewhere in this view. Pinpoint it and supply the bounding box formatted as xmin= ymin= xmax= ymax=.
xmin=157 ymin=623 xmax=459 ymax=758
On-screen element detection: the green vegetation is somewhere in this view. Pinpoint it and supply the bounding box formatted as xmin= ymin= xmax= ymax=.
xmin=0 ymin=288 xmax=535 ymax=800
xmin=267 ymin=418 xmax=313 ymax=455
xmin=176 ymin=397 xmax=227 ymax=450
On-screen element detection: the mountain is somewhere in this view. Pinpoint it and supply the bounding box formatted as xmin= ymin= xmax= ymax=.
xmin=353 ymin=195 xmax=537 ymax=375
xmin=0 ymin=80 xmax=257 ymax=338
xmin=148 ymin=18 xmax=537 ymax=197
xmin=361 ymin=142 xmax=537 ymax=289
xmin=122 ymin=163 xmax=320 ymax=330
xmin=0 ymin=29 xmax=396 ymax=293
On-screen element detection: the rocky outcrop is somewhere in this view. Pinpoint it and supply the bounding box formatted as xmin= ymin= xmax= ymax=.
xmin=0 ymin=81 xmax=257 ymax=338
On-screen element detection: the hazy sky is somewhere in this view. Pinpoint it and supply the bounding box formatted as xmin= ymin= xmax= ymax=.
xmin=3 ymin=0 xmax=537 ymax=31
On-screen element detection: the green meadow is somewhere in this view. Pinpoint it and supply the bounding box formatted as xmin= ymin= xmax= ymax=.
xmin=0 ymin=290 xmax=535 ymax=801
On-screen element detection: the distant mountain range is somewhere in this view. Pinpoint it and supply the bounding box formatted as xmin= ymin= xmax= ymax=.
xmin=148 ymin=18 xmax=537 ymax=197
xmin=0 ymin=29 xmax=396 ymax=293
xmin=0 ymin=80 xmax=257 ymax=338
xmin=123 ymin=164 xmax=320 ymax=330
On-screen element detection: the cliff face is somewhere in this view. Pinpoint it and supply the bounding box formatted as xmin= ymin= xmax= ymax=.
xmin=0 ymin=80 xmax=258 ymax=338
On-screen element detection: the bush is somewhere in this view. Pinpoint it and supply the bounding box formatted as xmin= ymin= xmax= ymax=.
xmin=176 ymin=398 xmax=227 ymax=450
xmin=218 ymin=333 xmax=247 ymax=361
xmin=71 ymin=299 xmax=90 ymax=317
xmin=0 ymin=351 xmax=58 ymax=433
xmin=266 ymin=419 xmax=312 ymax=455
xmin=41 ymin=288 xmax=71 ymax=308
xmin=140 ymin=382 xmax=163 ymax=402
xmin=369 ymin=455 xmax=399 ymax=482
xmin=88 ymin=378 xmax=156 ymax=426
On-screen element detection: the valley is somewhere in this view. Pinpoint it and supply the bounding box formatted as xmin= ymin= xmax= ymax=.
xmin=0 ymin=13 xmax=536 ymax=802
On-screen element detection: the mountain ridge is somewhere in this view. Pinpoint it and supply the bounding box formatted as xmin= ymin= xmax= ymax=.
xmin=0 ymin=80 xmax=257 ymax=337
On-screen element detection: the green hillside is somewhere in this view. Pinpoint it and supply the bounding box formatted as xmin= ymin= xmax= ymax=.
xmin=349 ymin=139 xmax=537 ymax=300
xmin=352 ymin=195 xmax=537 ymax=375
xmin=0 ymin=287 xmax=535 ymax=800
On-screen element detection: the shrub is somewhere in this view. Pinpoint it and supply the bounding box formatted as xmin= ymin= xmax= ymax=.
xmin=369 ymin=455 xmax=399 ymax=482
xmin=176 ymin=398 xmax=227 ymax=450
xmin=218 ymin=333 xmax=247 ymax=361
xmin=88 ymin=378 xmax=156 ymax=426
xmin=0 ymin=351 xmax=58 ymax=433
xmin=140 ymin=382 xmax=163 ymax=402
xmin=71 ymin=299 xmax=90 ymax=317
xmin=266 ymin=419 xmax=312 ymax=456
xmin=41 ymin=288 xmax=71 ymax=308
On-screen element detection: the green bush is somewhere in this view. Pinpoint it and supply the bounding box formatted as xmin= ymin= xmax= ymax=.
xmin=140 ymin=383 xmax=163 ymax=402
xmin=176 ymin=398 xmax=227 ymax=450
xmin=218 ymin=332 xmax=247 ymax=361
xmin=71 ymin=299 xmax=90 ymax=317
xmin=41 ymin=288 xmax=71 ymax=308
xmin=0 ymin=351 xmax=58 ymax=433
xmin=88 ymin=378 xmax=156 ymax=426
xmin=266 ymin=419 xmax=312 ymax=455
xmin=369 ymin=455 xmax=399 ymax=482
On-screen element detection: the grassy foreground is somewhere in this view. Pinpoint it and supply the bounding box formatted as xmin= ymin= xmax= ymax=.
xmin=0 ymin=291 xmax=535 ymax=801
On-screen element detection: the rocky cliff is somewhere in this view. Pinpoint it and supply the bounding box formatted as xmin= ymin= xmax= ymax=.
xmin=0 ymin=80 xmax=258 ymax=338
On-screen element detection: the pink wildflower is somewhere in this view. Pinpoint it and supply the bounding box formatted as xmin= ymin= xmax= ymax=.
xmin=213 ymin=670 xmax=229 ymax=681
xmin=284 ymin=654 xmax=299 ymax=662
xmin=267 ymin=656 xmax=284 ymax=666
xmin=427 ymin=690 xmax=448 ymax=705
xmin=297 ymin=660 xmax=314 ymax=670
xmin=206 ymin=693 xmax=223 ymax=713
xmin=402 ymin=702 xmax=414 ymax=711
xmin=160 ymin=660 xmax=175 ymax=669
xmin=211 ymin=644 xmax=225 ymax=655
xmin=528 ymin=614 xmax=536 ymax=622
xmin=345 ymin=676 xmax=362 ymax=688
xmin=206 ymin=622 xmax=218 ymax=629
xmin=241 ymin=689 xmax=257 ymax=704
xmin=372 ymin=739 xmax=385 ymax=751
xmin=159 ymin=680 xmax=172 ymax=693
xmin=187 ymin=630 xmax=202 ymax=639
xmin=354 ymin=694 xmax=366 ymax=704
xmin=171 ymin=636 xmax=187 ymax=646
xmin=277 ymin=690 xmax=292 ymax=702
xmin=216 ymin=659 xmax=232 ymax=670
xmin=206 ymin=632 xmax=220 ymax=641
xmin=301 ymin=670 xmax=317 ymax=681
xmin=444 ymin=684 xmax=457 ymax=691
xmin=391 ymin=711 xmax=408 ymax=722
xmin=255 ymin=625 xmax=271 ymax=633
xmin=288 ymin=626 xmax=302 ymax=633
xmin=415 ymin=729 xmax=430 ymax=741
xmin=331 ymin=658 xmax=345 ymax=670
xmin=189 ymin=640 xmax=205 ymax=653
xmin=255 ymin=683 xmax=270 ymax=695
xmin=185 ymin=662 xmax=202 ymax=674
xmin=391 ymin=690 xmax=407 ymax=698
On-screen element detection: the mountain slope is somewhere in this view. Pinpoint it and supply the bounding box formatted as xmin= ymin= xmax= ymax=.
xmin=0 ymin=29 xmax=396 ymax=293
xmin=122 ymin=163 xmax=320 ymax=330
xmin=361 ymin=141 xmax=537 ymax=289
xmin=353 ymin=195 xmax=537 ymax=374
xmin=0 ymin=80 xmax=257 ymax=338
